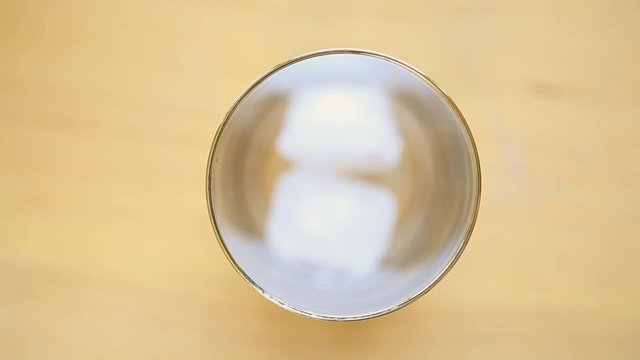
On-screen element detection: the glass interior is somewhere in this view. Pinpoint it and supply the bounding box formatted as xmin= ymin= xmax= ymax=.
xmin=208 ymin=52 xmax=479 ymax=318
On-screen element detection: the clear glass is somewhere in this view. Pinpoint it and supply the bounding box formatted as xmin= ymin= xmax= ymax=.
xmin=207 ymin=50 xmax=480 ymax=320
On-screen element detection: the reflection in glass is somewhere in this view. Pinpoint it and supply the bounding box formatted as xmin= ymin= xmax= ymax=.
xmin=266 ymin=84 xmax=402 ymax=276
xmin=276 ymin=85 xmax=403 ymax=174
xmin=266 ymin=170 xmax=397 ymax=275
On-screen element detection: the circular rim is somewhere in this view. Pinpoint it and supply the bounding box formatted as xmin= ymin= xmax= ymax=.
xmin=206 ymin=48 xmax=481 ymax=321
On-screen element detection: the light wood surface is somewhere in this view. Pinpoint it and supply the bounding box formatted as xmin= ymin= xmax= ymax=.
xmin=1 ymin=0 xmax=639 ymax=358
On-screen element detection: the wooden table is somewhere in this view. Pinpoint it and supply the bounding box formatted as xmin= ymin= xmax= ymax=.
xmin=1 ymin=0 xmax=639 ymax=358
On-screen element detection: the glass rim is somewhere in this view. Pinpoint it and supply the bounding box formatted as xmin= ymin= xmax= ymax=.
xmin=205 ymin=48 xmax=482 ymax=321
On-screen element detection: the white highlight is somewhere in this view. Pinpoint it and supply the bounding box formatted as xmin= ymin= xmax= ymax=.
xmin=266 ymin=170 xmax=397 ymax=273
xmin=266 ymin=84 xmax=403 ymax=274
xmin=276 ymin=85 xmax=404 ymax=174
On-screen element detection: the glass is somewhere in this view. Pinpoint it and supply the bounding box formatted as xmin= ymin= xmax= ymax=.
xmin=206 ymin=49 xmax=481 ymax=320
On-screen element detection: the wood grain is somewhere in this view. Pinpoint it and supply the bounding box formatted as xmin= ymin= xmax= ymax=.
xmin=1 ymin=0 xmax=639 ymax=358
